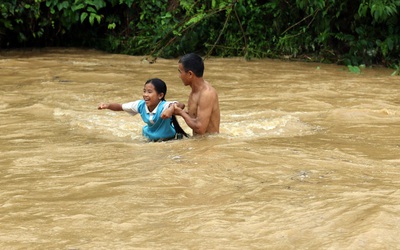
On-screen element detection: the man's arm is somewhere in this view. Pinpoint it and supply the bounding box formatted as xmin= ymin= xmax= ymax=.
xmin=175 ymin=91 xmax=215 ymax=135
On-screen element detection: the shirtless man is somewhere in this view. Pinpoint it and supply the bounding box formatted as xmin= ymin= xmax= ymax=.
xmin=173 ymin=53 xmax=220 ymax=135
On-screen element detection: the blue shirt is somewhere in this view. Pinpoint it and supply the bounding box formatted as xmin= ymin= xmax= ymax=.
xmin=122 ymin=100 xmax=176 ymax=141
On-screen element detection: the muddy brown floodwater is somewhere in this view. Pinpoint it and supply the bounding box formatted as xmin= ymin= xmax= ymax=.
xmin=1 ymin=48 xmax=400 ymax=249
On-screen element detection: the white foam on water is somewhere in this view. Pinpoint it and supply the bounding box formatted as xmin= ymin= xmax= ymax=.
xmin=221 ymin=113 xmax=318 ymax=139
xmin=53 ymin=107 xmax=318 ymax=141
xmin=53 ymin=108 xmax=143 ymax=140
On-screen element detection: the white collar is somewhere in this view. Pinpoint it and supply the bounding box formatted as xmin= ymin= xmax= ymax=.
xmin=145 ymin=101 xmax=162 ymax=114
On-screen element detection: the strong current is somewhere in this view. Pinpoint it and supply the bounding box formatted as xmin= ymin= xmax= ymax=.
xmin=1 ymin=48 xmax=399 ymax=249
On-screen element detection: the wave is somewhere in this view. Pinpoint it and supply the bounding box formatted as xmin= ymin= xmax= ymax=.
xmin=220 ymin=114 xmax=319 ymax=139
xmin=52 ymin=106 xmax=321 ymax=142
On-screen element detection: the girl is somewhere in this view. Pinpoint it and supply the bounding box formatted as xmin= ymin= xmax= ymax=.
xmin=98 ymin=78 xmax=188 ymax=141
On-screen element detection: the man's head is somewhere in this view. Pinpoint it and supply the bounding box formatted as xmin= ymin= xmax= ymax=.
xmin=178 ymin=53 xmax=204 ymax=77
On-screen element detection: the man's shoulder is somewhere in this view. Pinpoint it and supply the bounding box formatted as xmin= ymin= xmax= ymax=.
xmin=204 ymin=84 xmax=218 ymax=97
xmin=201 ymin=80 xmax=217 ymax=92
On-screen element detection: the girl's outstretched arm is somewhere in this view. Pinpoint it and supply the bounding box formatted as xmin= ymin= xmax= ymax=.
xmin=98 ymin=103 xmax=123 ymax=111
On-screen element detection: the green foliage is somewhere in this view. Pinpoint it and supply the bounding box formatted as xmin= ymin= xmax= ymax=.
xmin=348 ymin=65 xmax=361 ymax=74
xmin=392 ymin=64 xmax=400 ymax=76
xmin=1 ymin=0 xmax=400 ymax=68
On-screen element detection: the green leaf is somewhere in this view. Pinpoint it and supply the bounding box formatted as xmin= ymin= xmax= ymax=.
xmin=80 ymin=12 xmax=88 ymax=23
xmin=87 ymin=6 xmax=96 ymax=13
xmin=72 ymin=3 xmax=85 ymax=11
xmin=162 ymin=12 xmax=172 ymax=18
xmin=358 ymin=3 xmax=368 ymax=17
xmin=57 ymin=1 xmax=69 ymax=11
xmin=95 ymin=14 xmax=101 ymax=24
xmin=186 ymin=13 xmax=206 ymax=26
xmin=89 ymin=13 xmax=95 ymax=25
xmin=91 ymin=0 xmax=106 ymax=10
xmin=348 ymin=65 xmax=361 ymax=74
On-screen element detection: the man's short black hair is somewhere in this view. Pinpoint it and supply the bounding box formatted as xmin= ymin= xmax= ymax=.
xmin=179 ymin=53 xmax=204 ymax=77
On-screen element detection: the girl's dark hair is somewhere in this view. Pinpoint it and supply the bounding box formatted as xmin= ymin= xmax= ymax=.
xmin=146 ymin=78 xmax=189 ymax=138
xmin=171 ymin=116 xmax=189 ymax=138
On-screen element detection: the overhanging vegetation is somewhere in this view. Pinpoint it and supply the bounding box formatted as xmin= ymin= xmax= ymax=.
xmin=1 ymin=0 xmax=399 ymax=71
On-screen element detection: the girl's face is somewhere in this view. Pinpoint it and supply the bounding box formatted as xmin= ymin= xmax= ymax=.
xmin=143 ymin=83 xmax=164 ymax=112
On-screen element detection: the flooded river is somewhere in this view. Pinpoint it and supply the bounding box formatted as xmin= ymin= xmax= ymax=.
xmin=1 ymin=48 xmax=399 ymax=249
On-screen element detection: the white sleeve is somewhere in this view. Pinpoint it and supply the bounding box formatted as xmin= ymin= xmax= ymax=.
xmin=122 ymin=101 xmax=140 ymax=115
xmin=163 ymin=101 xmax=177 ymax=111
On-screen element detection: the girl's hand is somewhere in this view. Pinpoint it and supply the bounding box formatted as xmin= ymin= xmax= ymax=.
xmin=98 ymin=103 xmax=109 ymax=110
xmin=161 ymin=104 xmax=174 ymax=119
